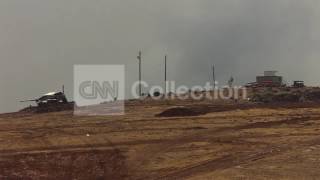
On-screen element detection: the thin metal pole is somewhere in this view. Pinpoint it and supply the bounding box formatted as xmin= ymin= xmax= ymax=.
xmin=212 ymin=65 xmax=215 ymax=89
xmin=137 ymin=51 xmax=142 ymax=97
xmin=165 ymin=55 xmax=167 ymax=95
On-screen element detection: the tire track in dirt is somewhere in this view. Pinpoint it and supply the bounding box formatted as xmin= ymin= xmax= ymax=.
xmin=154 ymin=146 xmax=284 ymax=180
xmin=132 ymin=115 xmax=320 ymax=179
xmin=0 ymin=148 xmax=128 ymax=179
xmin=153 ymin=136 xmax=320 ymax=180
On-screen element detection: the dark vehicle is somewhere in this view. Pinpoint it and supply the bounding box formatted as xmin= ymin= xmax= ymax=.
xmin=21 ymin=92 xmax=68 ymax=106
xmin=293 ymin=81 xmax=305 ymax=88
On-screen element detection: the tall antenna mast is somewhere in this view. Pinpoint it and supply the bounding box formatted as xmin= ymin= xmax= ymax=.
xmin=165 ymin=55 xmax=167 ymax=95
xmin=137 ymin=51 xmax=142 ymax=97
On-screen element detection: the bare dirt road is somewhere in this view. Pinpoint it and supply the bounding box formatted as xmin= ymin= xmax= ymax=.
xmin=0 ymin=101 xmax=320 ymax=179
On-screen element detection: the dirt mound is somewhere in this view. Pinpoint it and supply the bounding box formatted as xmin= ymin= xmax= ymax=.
xmin=272 ymin=93 xmax=301 ymax=102
xmin=250 ymin=87 xmax=320 ymax=103
xmin=156 ymin=107 xmax=203 ymax=117
xmin=0 ymin=149 xmax=128 ymax=179
xmin=305 ymin=91 xmax=320 ymax=101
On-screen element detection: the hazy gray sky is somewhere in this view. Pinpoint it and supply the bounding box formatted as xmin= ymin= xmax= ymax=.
xmin=1 ymin=0 xmax=320 ymax=113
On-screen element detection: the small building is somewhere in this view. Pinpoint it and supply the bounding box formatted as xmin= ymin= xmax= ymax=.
xmin=256 ymin=71 xmax=283 ymax=87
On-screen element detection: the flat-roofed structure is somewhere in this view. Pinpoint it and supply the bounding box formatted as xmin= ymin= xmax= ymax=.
xmin=256 ymin=71 xmax=283 ymax=87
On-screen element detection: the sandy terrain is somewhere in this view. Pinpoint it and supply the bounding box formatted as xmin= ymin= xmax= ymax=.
xmin=0 ymin=100 xmax=320 ymax=179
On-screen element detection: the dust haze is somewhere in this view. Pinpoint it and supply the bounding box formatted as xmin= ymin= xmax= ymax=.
xmin=0 ymin=0 xmax=319 ymax=113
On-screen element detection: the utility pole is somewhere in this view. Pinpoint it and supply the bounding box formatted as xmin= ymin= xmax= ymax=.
xmin=62 ymin=85 xmax=65 ymax=94
xmin=228 ymin=76 xmax=234 ymax=87
xmin=165 ymin=55 xmax=167 ymax=95
xmin=212 ymin=65 xmax=216 ymax=89
xmin=137 ymin=51 xmax=142 ymax=97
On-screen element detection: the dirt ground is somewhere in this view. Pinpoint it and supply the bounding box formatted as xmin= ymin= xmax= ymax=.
xmin=1 ymin=100 xmax=320 ymax=179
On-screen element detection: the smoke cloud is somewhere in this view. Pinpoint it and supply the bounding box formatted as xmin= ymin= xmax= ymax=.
xmin=0 ymin=0 xmax=319 ymax=112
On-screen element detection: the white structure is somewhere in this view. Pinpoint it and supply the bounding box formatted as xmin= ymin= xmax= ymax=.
xmin=264 ymin=71 xmax=278 ymax=76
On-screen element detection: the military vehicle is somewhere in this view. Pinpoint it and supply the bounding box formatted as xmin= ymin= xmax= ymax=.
xmin=293 ymin=81 xmax=305 ymax=88
xmin=21 ymin=92 xmax=68 ymax=107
